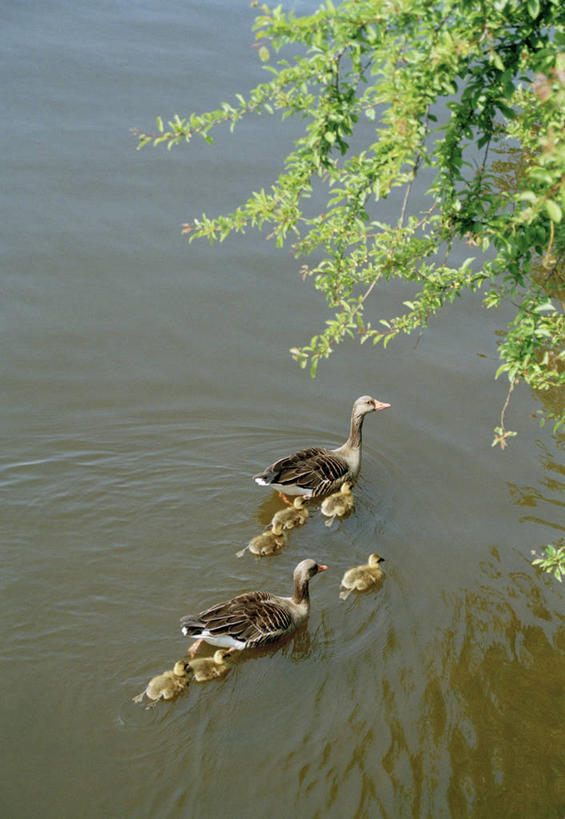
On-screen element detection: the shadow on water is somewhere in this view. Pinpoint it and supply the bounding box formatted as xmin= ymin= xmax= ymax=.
xmin=369 ymin=426 xmax=565 ymax=818
xmin=375 ymin=561 xmax=565 ymax=819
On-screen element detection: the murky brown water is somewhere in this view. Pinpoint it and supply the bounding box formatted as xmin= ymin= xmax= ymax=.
xmin=2 ymin=2 xmax=564 ymax=817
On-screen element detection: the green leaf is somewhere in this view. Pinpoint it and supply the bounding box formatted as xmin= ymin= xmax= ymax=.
xmin=545 ymin=200 xmax=562 ymax=223
xmin=137 ymin=0 xmax=565 ymax=438
xmin=534 ymin=301 xmax=556 ymax=313
xmin=491 ymin=51 xmax=504 ymax=71
xmin=518 ymin=191 xmax=538 ymax=204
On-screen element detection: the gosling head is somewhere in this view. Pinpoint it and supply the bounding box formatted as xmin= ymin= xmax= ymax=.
xmin=368 ymin=553 xmax=385 ymax=567
xmin=271 ymin=520 xmax=285 ymax=536
xmin=173 ymin=660 xmax=190 ymax=676
xmin=293 ymin=496 xmax=307 ymax=509
xmin=213 ymin=649 xmax=228 ymax=663
xmin=340 ymin=481 xmax=354 ymax=494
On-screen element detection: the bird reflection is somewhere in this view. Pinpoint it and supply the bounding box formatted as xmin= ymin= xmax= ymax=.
xmin=252 ymin=492 xmax=287 ymax=528
xmin=507 ymin=439 xmax=565 ymax=532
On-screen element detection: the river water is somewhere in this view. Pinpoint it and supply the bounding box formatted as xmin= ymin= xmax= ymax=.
xmin=2 ymin=2 xmax=564 ymax=817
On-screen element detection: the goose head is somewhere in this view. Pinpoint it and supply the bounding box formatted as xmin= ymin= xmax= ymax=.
xmin=368 ymin=553 xmax=385 ymax=567
xmin=353 ymin=395 xmax=391 ymax=417
xmin=294 ymin=558 xmax=328 ymax=585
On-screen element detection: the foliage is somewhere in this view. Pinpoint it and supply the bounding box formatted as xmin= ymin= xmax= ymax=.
xmin=134 ymin=0 xmax=565 ymax=441
xmin=531 ymin=540 xmax=565 ymax=581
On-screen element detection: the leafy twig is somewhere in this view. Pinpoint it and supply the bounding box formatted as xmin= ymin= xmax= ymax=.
xmin=492 ymin=378 xmax=517 ymax=450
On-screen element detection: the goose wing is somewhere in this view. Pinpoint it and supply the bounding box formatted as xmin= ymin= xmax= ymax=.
xmin=180 ymin=591 xmax=295 ymax=648
xmin=255 ymin=447 xmax=349 ymax=496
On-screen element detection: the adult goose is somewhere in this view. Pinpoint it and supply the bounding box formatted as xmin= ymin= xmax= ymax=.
xmin=253 ymin=395 xmax=390 ymax=499
xmin=180 ymin=559 xmax=327 ymax=656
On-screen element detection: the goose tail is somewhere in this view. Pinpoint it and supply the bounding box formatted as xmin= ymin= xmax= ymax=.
xmin=253 ymin=471 xmax=273 ymax=486
xmin=180 ymin=616 xmax=205 ymax=637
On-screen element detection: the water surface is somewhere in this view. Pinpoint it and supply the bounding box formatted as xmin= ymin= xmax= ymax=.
xmin=2 ymin=2 xmax=564 ymax=817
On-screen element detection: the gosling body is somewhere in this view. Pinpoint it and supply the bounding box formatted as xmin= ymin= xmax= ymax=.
xmin=133 ymin=659 xmax=190 ymax=705
xmin=236 ymin=521 xmax=286 ymax=557
xmin=188 ymin=649 xmax=230 ymax=682
xmin=339 ymin=554 xmax=385 ymax=600
xmin=321 ymin=481 xmax=354 ymax=526
xmin=271 ymin=496 xmax=309 ymax=531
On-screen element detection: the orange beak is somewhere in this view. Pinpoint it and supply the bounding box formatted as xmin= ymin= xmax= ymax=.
xmin=373 ymin=400 xmax=391 ymax=411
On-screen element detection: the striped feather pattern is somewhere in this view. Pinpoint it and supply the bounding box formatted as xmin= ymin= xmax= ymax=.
xmin=180 ymin=591 xmax=295 ymax=648
xmin=256 ymin=447 xmax=350 ymax=496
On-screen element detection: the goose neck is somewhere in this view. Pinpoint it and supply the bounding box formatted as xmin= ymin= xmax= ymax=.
xmin=345 ymin=409 xmax=365 ymax=450
xmin=292 ymin=575 xmax=311 ymax=606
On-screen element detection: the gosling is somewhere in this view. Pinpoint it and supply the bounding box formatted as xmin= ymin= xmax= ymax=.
xmin=271 ymin=496 xmax=309 ymax=531
xmin=188 ymin=649 xmax=230 ymax=682
xmin=132 ymin=659 xmax=190 ymax=706
xmin=321 ymin=481 xmax=354 ymax=527
xmin=339 ymin=553 xmax=385 ymax=600
xmin=236 ymin=521 xmax=286 ymax=557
